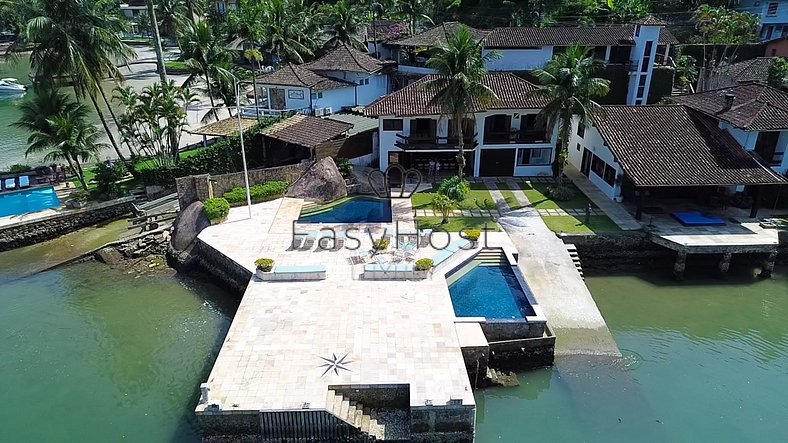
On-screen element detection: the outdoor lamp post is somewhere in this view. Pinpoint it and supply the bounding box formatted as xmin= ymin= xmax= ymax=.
xmin=235 ymin=78 xmax=253 ymax=219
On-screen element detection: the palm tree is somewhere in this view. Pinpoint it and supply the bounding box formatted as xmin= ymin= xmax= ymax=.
xmin=259 ymin=0 xmax=318 ymax=64
xmin=323 ymin=0 xmax=367 ymax=50
xmin=156 ymin=0 xmax=188 ymax=41
xmin=531 ymin=45 xmax=610 ymax=186
xmin=13 ymin=85 xmax=83 ymax=135
xmin=24 ymin=104 xmax=106 ymax=190
xmin=19 ymin=0 xmax=135 ymax=166
xmin=179 ymin=20 xmax=234 ymax=121
xmin=395 ymin=0 xmax=433 ymax=35
xmin=422 ymin=26 xmax=499 ymax=178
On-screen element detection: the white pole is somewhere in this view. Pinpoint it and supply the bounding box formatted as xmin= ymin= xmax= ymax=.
xmin=236 ymin=80 xmax=253 ymax=219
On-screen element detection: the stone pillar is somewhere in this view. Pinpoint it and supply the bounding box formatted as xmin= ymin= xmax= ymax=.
xmin=673 ymin=250 xmax=687 ymax=280
xmin=718 ymin=252 xmax=732 ymax=277
xmin=750 ymin=186 xmax=761 ymax=219
xmin=760 ymin=251 xmax=778 ymax=278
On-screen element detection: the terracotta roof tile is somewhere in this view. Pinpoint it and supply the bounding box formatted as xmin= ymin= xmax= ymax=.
xmin=364 ymin=19 xmax=410 ymax=42
xmin=484 ymin=25 xmax=677 ymax=48
xmin=364 ymin=72 xmax=548 ymax=117
xmin=257 ymin=64 xmax=354 ymax=91
xmin=391 ymin=22 xmax=488 ymax=47
xmin=675 ymin=83 xmax=788 ymax=130
xmin=593 ymin=105 xmax=785 ymax=187
xmin=306 ymin=44 xmax=390 ymax=73
xmin=261 ymin=114 xmax=352 ymax=148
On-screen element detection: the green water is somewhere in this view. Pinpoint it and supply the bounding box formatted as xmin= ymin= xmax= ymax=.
xmin=0 ymin=56 xmax=32 ymax=168
xmin=476 ymin=266 xmax=788 ymax=442
xmin=0 ymin=262 xmax=234 ymax=442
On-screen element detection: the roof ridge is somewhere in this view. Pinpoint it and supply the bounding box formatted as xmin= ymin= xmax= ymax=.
xmin=288 ymin=63 xmax=312 ymax=87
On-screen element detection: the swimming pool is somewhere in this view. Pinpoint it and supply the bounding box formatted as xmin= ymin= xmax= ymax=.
xmin=299 ymin=196 xmax=392 ymax=223
xmin=0 ymin=186 xmax=61 ymax=217
xmin=447 ymin=251 xmax=535 ymax=319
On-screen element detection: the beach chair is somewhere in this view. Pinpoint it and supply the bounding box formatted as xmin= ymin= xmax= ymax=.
xmin=374 ymin=253 xmax=391 ymax=265
xmin=393 ymin=241 xmax=417 ymax=261
xmin=18 ymin=175 xmax=30 ymax=188
xmin=349 ymin=249 xmax=368 ymax=265
xmin=4 ymin=178 xmax=15 ymax=191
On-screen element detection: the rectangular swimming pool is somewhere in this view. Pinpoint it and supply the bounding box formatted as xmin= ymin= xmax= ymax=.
xmin=298 ymin=196 xmax=392 ymax=223
xmin=0 ymin=186 xmax=61 ymax=217
xmin=447 ymin=258 xmax=535 ymax=319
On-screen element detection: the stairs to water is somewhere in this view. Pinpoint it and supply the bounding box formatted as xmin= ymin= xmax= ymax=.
xmin=566 ymin=244 xmax=584 ymax=280
xmin=326 ymin=389 xmax=410 ymax=441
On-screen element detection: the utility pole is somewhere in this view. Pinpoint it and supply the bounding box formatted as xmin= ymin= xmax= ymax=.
xmin=147 ymin=0 xmax=168 ymax=84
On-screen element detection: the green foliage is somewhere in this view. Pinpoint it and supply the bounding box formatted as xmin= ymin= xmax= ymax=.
xmin=431 ymin=193 xmax=454 ymax=223
xmin=8 ymin=164 xmax=31 ymax=174
xmin=336 ymin=158 xmax=353 ymax=179
xmin=768 ymin=58 xmax=788 ymax=90
xmin=415 ymin=258 xmax=434 ymax=271
xmin=547 ymin=185 xmax=576 ymax=201
xmin=648 ymin=66 xmax=675 ymax=104
xmin=462 ymin=229 xmax=481 ymax=241
xmin=223 ymin=181 xmax=288 ymax=205
xmin=203 ymin=197 xmax=230 ymax=222
xmin=254 ymin=258 xmax=275 ymax=272
xmin=136 ymin=117 xmax=280 ymax=187
xmin=438 ymin=176 xmax=470 ymax=201
xmin=372 ymin=237 xmax=390 ymax=251
xmin=92 ymin=161 xmax=127 ymax=199
xmin=674 ymin=55 xmax=699 ymax=91
xmin=693 ymin=5 xmax=760 ymax=45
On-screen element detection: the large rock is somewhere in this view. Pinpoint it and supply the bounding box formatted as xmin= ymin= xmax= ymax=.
xmin=171 ymin=201 xmax=211 ymax=252
xmin=285 ymin=157 xmax=347 ymax=203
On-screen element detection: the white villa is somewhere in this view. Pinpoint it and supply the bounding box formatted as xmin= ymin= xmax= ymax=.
xmin=364 ymin=72 xmax=556 ymax=177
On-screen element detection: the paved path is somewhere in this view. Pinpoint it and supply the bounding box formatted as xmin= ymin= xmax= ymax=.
xmin=483 ymin=179 xmax=621 ymax=357
xmin=564 ymin=165 xmax=642 ymax=230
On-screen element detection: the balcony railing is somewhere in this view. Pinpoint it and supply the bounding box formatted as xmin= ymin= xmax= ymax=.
xmin=395 ymin=133 xmax=478 ymax=150
xmin=483 ymin=130 xmax=551 ymax=145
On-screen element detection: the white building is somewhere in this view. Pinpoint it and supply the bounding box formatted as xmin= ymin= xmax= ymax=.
xmin=364 ymin=72 xmax=557 ymax=177
xmin=255 ymin=45 xmax=394 ymax=117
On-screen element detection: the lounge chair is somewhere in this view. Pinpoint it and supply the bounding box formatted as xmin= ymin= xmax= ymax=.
xmin=374 ymin=253 xmax=391 ymax=265
xmin=18 ymin=175 xmax=30 ymax=188
xmin=4 ymin=178 xmax=15 ymax=191
xmin=349 ymin=249 xmax=369 ymax=264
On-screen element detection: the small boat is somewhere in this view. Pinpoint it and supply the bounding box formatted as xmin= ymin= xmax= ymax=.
xmin=0 ymin=78 xmax=26 ymax=94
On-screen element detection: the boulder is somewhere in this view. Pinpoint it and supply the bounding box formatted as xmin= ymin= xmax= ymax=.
xmin=94 ymin=247 xmax=123 ymax=265
xmin=171 ymin=201 xmax=211 ymax=252
xmin=285 ymin=157 xmax=347 ymax=203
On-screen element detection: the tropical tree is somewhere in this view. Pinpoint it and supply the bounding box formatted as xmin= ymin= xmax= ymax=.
xmin=422 ymin=26 xmax=499 ymax=178
xmin=156 ymin=0 xmax=188 ymax=41
xmin=693 ymin=4 xmax=760 ymax=83
xmin=322 ymin=0 xmax=367 ymax=50
xmin=16 ymin=0 xmax=135 ymax=166
xmin=179 ymin=20 xmax=233 ymax=121
xmin=24 ymin=106 xmax=106 ymax=190
xmin=531 ymin=45 xmax=610 ymax=189
xmin=13 ymin=85 xmax=82 ymax=136
xmin=258 ymin=0 xmax=319 ymax=64
xmin=768 ymin=58 xmax=788 ymax=91
xmin=395 ymin=0 xmax=434 ymax=35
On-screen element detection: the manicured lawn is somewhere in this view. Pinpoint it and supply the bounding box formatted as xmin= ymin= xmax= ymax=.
xmin=518 ymin=181 xmax=595 ymax=210
xmin=541 ymin=215 xmax=621 ymax=234
xmin=164 ymin=60 xmax=188 ymax=71
xmin=411 ymin=181 xmax=496 ymax=211
xmin=496 ymin=181 xmax=524 ymax=210
xmin=414 ymin=216 xmax=501 ymax=232
xmin=134 ymin=147 xmax=206 ymax=172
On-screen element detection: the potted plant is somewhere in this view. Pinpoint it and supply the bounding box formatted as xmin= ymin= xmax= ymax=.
xmin=372 ymin=237 xmax=390 ymax=252
xmin=462 ymin=229 xmax=481 ymax=247
xmin=414 ymin=258 xmax=434 ymax=278
xmin=254 ymin=258 xmax=275 ymax=279
xmin=203 ymin=198 xmax=230 ymax=224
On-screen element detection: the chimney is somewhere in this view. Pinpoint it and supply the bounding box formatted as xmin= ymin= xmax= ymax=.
xmin=722 ymin=93 xmax=735 ymax=111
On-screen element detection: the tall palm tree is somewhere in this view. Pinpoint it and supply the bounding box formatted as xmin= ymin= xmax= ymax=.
xmin=24 ymin=104 xmax=106 ymax=190
xmin=422 ymin=26 xmax=499 ymax=178
xmin=13 ymin=85 xmax=83 ymax=135
xmin=179 ymin=20 xmax=233 ymax=121
xmin=19 ymin=0 xmax=135 ymax=166
xmin=259 ymin=0 xmax=317 ymax=64
xmin=156 ymin=0 xmax=188 ymax=41
xmin=395 ymin=0 xmax=433 ymax=35
xmin=531 ymin=45 xmax=610 ymax=186
xmin=323 ymin=0 xmax=367 ymax=50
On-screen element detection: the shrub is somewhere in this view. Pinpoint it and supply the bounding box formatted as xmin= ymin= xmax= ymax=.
xmin=431 ymin=194 xmax=454 ymax=224
xmin=415 ymin=258 xmax=434 ymax=271
xmin=254 ymin=258 xmax=275 ymax=272
xmin=438 ymin=176 xmax=470 ymax=201
xmin=92 ymin=161 xmax=127 ymax=199
xmin=547 ymin=185 xmax=575 ymax=201
xmin=223 ymin=181 xmax=288 ymax=205
xmin=336 ymin=158 xmax=353 ymax=179
xmin=372 ymin=237 xmax=390 ymax=251
xmin=462 ymin=229 xmax=481 ymax=241
xmin=9 ymin=164 xmax=31 ymax=174
xmin=203 ymin=198 xmax=230 ymax=222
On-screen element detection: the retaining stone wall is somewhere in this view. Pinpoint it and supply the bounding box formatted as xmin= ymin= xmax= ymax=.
xmin=411 ymin=405 xmax=475 ymax=442
xmin=194 ymin=240 xmax=252 ymax=296
xmin=0 ymin=197 xmax=134 ymax=252
xmin=488 ymin=335 xmax=556 ymax=370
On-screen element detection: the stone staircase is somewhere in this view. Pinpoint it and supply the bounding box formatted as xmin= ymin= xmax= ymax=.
xmin=565 ymin=244 xmax=584 ymax=280
xmin=326 ymin=389 xmax=409 ymax=441
xmin=474 ymin=249 xmax=508 ymax=266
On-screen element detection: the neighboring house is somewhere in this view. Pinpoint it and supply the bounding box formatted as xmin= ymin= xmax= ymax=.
xmin=704 ymin=57 xmax=780 ymax=90
xmin=386 ymin=19 xmax=677 ymax=105
xmin=766 ymin=36 xmax=788 ymax=56
xmin=566 ymin=105 xmax=785 ymax=218
xmin=363 ymin=19 xmax=410 ymax=61
xmin=675 ymin=83 xmax=788 ymax=175
xmin=214 ymin=0 xmax=239 ymax=15
xmin=740 ymin=0 xmax=788 ymax=42
xmin=364 ymin=72 xmax=557 ymax=178
xmin=255 ymin=45 xmax=394 ymax=117
xmin=119 ymin=1 xmax=146 ymax=20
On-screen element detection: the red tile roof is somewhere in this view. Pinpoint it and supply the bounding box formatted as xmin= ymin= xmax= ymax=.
xmin=484 ymin=25 xmax=678 ymax=48
xmin=391 ymin=22 xmax=488 ymax=47
xmin=675 ymin=83 xmax=788 ymax=131
xmin=261 ymin=114 xmax=352 ymax=148
xmin=257 ymin=64 xmax=354 ymax=91
xmin=593 ymin=105 xmax=785 ymax=187
xmin=306 ymin=44 xmax=391 ymax=73
xmin=364 ymin=72 xmax=548 ymax=117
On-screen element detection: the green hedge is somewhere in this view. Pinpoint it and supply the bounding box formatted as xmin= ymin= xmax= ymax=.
xmin=137 ymin=117 xmax=280 ymax=187
xmin=223 ymin=181 xmax=288 ymax=206
xmin=648 ymin=66 xmax=675 ymax=104
xmin=203 ymin=198 xmax=230 ymax=222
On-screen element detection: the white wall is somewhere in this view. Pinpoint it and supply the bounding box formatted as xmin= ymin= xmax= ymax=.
xmin=357 ymin=73 xmax=389 ymax=106
xmin=313 ymin=87 xmax=355 ymax=113
xmin=776 ymin=131 xmax=788 ymax=174
xmin=721 ymin=121 xmax=759 ymax=150
xmin=568 ymin=118 xmax=623 ymax=200
xmin=627 ymin=24 xmax=661 ymax=105
xmin=473 ymin=109 xmax=557 ymax=177
xmin=483 ymin=47 xmax=553 ymax=71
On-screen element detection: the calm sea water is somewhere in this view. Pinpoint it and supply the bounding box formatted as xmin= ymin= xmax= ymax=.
xmin=476 ymin=266 xmax=788 ymax=442
xmin=0 ymin=56 xmax=33 ymax=168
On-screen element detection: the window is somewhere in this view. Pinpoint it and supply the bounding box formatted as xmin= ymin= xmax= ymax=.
xmin=634 ymin=25 xmax=641 ymax=37
xmin=603 ymin=164 xmax=616 ymax=186
xmin=576 ymin=143 xmax=581 ymax=152
xmin=640 ymin=41 xmax=653 ymax=73
xmin=358 ymin=78 xmax=370 ymax=85
xmin=591 ymin=154 xmax=606 ymax=177
xmin=576 ymin=121 xmax=585 ymax=138
xmin=382 ymin=119 xmax=403 ymax=131
xmin=767 ymin=2 xmax=778 ymax=17
xmin=311 ymin=92 xmax=324 ymax=99
xmin=517 ymin=148 xmax=552 ymax=166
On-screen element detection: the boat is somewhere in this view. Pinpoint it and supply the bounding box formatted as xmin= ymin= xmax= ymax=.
xmin=0 ymin=78 xmax=27 ymax=94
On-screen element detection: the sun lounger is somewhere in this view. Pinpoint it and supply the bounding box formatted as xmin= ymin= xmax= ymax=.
xmin=445 ymin=239 xmax=471 ymax=253
xmin=18 ymin=175 xmax=30 ymax=188
xmin=3 ymin=178 xmax=15 ymax=190
xmin=431 ymin=249 xmax=454 ymax=266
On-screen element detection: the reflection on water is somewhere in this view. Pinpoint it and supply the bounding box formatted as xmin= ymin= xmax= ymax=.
xmin=476 ymin=266 xmax=788 ymax=442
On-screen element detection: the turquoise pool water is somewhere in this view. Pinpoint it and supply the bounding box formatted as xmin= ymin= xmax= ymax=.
xmin=448 ymin=262 xmax=535 ymax=319
xmin=299 ymin=197 xmax=392 ymax=223
xmin=0 ymin=186 xmax=61 ymax=217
